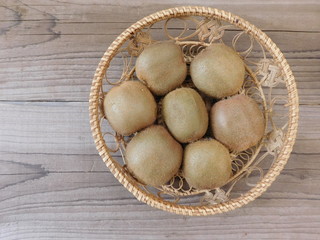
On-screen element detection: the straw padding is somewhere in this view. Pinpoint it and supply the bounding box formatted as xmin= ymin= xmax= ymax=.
xmin=89 ymin=6 xmax=299 ymax=216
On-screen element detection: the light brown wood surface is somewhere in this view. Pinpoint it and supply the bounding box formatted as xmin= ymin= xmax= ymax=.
xmin=0 ymin=0 xmax=319 ymax=239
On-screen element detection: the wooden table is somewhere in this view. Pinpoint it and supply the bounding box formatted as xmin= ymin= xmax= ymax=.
xmin=1 ymin=1 xmax=319 ymax=239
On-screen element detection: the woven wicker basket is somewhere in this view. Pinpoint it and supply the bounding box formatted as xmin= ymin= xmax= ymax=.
xmin=89 ymin=6 xmax=299 ymax=216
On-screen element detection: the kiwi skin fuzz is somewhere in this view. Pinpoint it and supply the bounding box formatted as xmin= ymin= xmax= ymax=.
xmin=162 ymin=87 xmax=208 ymax=143
xmin=125 ymin=125 xmax=183 ymax=187
xmin=211 ymin=94 xmax=265 ymax=152
xmin=182 ymin=139 xmax=232 ymax=190
xmin=103 ymin=81 xmax=157 ymax=136
xmin=190 ymin=43 xmax=245 ymax=99
xmin=135 ymin=41 xmax=187 ymax=96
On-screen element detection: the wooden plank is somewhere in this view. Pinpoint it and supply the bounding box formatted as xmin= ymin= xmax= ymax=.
xmin=0 ymin=163 xmax=320 ymax=239
xmin=0 ymin=101 xmax=318 ymax=168
xmin=0 ymin=39 xmax=319 ymax=102
xmin=1 ymin=0 xmax=319 ymax=31
xmin=0 ymin=102 xmax=318 ymax=155
xmin=0 ymin=143 xmax=317 ymax=174
xmin=1 ymin=31 xmax=319 ymax=59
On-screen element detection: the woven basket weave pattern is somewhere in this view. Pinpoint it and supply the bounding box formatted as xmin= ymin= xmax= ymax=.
xmin=89 ymin=6 xmax=299 ymax=216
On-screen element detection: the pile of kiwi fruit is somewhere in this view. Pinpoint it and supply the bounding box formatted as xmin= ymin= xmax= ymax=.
xmin=104 ymin=41 xmax=265 ymax=190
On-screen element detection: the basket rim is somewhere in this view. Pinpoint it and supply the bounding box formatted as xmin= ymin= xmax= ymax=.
xmin=89 ymin=6 xmax=299 ymax=216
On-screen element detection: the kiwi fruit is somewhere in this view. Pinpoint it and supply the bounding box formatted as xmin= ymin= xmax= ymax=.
xmin=135 ymin=41 xmax=187 ymax=96
xmin=103 ymin=81 xmax=157 ymax=136
xmin=162 ymin=87 xmax=208 ymax=143
xmin=125 ymin=125 xmax=183 ymax=187
xmin=190 ymin=43 xmax=245 ymax=99
xmin=211 ymin=94 xmax=265 ymax=152
xmin=182 ymin=139 xmax=232 ymax=190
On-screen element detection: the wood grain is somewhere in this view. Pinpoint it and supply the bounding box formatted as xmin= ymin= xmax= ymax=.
xmin=0 ymin=0 xmax=320 ymax=239
xmin=1 ymin=102 xmax=320 ymax=239
xmin=0 ymin=0 xmax=319 ymax=102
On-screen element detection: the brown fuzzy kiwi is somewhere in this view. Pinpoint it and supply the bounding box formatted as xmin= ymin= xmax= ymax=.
xmin=125 ymin=125 xmax=183 ymax=187
xmin=182 ymin=139 xmax=232 ymax=190
xmin=135 ymin=41 xmax=187 ymax=96
xmin=190 ymin=43 xmax=245 ymax=99
xmin=103 ymin=81 xmax=157 ymax=136
xmin=162 ymin=88 xmax=208 ymax=143
xmin=211 ymin=94 xmax=265 ymax=152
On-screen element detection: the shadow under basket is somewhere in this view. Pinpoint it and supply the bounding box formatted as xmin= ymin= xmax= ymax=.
xmin=89 ymin=6 xmax=299 ymax=216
